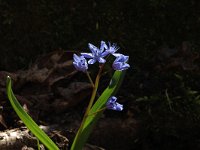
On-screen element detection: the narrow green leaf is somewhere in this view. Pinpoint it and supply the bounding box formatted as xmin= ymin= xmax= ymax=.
xmin=71 ymin=70 xmax=126 ymax=150
xmin=6 ymin=76 xmax=59 ymax=150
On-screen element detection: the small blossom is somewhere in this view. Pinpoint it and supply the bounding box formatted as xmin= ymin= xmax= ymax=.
xmin=112 ymin=53 xmax=130 ymax=71
xmin=106 ymin=96 xmax=123 ymax=111
xmin=104 ymin=42 xmax=119 ymax=55
xmin=73 ymin=54 xmax=88 ymax=72
xmin=81 ymin=41 xmax=108 ymax=64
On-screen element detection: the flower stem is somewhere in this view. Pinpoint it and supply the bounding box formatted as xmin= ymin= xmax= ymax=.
xmin=86 ymin=71 xmax=94 ymax=87
xmin=71 ymin=64 xmax=104 ymax=150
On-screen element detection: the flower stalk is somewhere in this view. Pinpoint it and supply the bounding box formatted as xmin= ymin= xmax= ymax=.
xmin=86 ymin=71 xmax=94 ymax=87
xmin=70 ymin=64 xmax=104 ymax=150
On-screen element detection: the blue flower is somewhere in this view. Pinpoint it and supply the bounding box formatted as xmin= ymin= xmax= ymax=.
xmin=112 ymin=53 xmax=130 ymax=71
xmin=106 ymin=96 xmax=123 ymax=111
xmin=104 ymin=42 xmax=119 ymax=55
xmin=73 ymin=54 xmax=88 ymax=72
xmin=81 ymin=41 xmax=108 ymax=64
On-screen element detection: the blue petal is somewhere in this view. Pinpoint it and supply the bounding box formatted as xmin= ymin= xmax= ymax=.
xmin=115 ymin=103 xmax=123 ymax=111
xmin=88 ymin=59 xmax=96 ymax=64
xmin=73 ymin=54 xmax=80 ymax=62
xmin=98 ymin=57 xmax=106 ymax=63
xmin=109 ymin=43 xmax=119 ymax=54
xmin=73 ymin=61 xmax=78 ymax=67
xmin=122 ymin=63 xmax=130 ymax=70
xmin=101 ymin=51 xmax=109 ymax=57
xmin=88 ymin=43 xmax=99 ymax=54
xmin=81 ymin=53 xmax=93 ymax=58
xmin=115 ymin=56 xmax=122 ymax=62
xmin=123 ymin=56 xmax=129 ymax=62
xmin=112 ymin=53 xmax=122 ymax=58
xmin=113 ymin=62 xmax=123 ymax=70
xmin=110 ymin=96 xmax=117 ymax=102
xmin=100 ymin=41 xmax=108 ymax=52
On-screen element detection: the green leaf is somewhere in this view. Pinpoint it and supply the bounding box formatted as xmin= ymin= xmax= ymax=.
xmin=6 ymin=76 xmax=59 ymax=150
xmin=71 ymin=70 xmax=126 ymax=150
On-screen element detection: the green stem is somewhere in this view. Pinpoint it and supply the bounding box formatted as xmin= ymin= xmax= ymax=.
xmin=87 ymin=107 xmax=106 ymax=116
xmin=86 ymin=71 xmax=94 ymax=87
xmin=71 ymin=64 xmax=104 ymax=150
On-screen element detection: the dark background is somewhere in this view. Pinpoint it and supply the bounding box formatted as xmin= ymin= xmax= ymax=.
xmin=0 ymin=0 xmax=200 ymax=150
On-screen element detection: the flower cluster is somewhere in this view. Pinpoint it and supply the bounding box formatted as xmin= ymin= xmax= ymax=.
xmin=73 ymin=41 xmax=129 ymax=111
xmin=73 ymin=41 xmax=130 ymax=71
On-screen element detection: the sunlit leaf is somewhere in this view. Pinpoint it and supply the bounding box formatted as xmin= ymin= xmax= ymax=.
xmin=6 ymin=76 xmax=59 ymax=150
